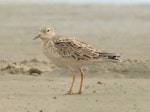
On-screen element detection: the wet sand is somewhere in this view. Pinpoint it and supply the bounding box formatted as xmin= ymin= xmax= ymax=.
xmin=0 ymin=3 xmax=150 ymax=112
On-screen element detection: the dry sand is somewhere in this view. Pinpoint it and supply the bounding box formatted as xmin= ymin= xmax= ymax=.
xmin=1 ymin=74 xmax=150 ymax=112
xmin=0 ymin=3 xmax=150 ymax=112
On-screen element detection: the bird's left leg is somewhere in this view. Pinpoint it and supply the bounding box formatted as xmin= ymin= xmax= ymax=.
xmin=65 ymin=70 xmax=76 ymax=95
xmin=77 ymin=68 xmax=85 ymax=94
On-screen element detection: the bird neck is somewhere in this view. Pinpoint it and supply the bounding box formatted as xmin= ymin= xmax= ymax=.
xmin=41 ymin=36 xmax=56 ymax=45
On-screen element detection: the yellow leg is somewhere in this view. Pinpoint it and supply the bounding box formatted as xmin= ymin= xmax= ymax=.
xmin=66 ymin=70 xmax=76 ymax=95
xmin=78 ymin=68 xmax=85 ymax=94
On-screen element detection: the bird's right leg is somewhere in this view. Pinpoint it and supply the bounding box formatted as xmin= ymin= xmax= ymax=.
xmin=77 ymin=68 xmax=85 ymax=94
xmin=65 ymin=70 xmax=76 ymax=95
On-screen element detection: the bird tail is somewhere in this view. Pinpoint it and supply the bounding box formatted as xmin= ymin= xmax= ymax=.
xmin=97 ymin=52 xmax=121 ymax=61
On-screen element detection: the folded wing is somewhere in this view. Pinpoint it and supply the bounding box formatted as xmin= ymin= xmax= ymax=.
xmin=54 ymin=37 xmax=120 ymax=61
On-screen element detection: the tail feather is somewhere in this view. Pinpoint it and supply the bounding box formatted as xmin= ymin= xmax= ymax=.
xmin=98 ymin=52 xmax=120 ymax=61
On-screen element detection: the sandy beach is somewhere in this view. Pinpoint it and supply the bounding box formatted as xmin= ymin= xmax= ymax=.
xmin=0 ymin=3 xmax=150 ymax=112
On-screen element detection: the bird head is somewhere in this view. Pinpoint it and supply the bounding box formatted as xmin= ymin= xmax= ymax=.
xmin=34 ymin=27 xmax=56 ymax=40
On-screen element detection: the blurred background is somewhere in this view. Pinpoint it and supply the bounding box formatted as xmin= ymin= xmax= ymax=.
xmin=0 ymin=0 xmax=150 ymax=3
xmin=0 ymin=0 xmax=150 ymax=61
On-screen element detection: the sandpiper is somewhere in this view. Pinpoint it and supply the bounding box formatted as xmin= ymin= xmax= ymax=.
xmin=34 ymin=27 xmax=120 ymax=95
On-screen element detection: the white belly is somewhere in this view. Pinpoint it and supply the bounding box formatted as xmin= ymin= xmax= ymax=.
xmin=43 ymin=45 xmax=70 ymax=68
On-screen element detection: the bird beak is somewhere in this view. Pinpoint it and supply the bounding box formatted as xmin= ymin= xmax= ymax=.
xmin=33 ymin=34 xmax=41 ymax=40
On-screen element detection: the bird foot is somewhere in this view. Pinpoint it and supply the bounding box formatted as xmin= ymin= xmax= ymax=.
xmin=76 ymin=91 xmax=82 ymax=94
xmin=72 ymin=91 xmax=82 ymax=95
xmin=65 ymin=91 xmax=74 ymax=95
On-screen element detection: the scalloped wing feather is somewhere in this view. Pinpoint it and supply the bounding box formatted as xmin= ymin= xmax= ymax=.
xmin=53 ymin=36 xmax=120 ymax=61
xmin=54 ymin=38 xmax=98 ymax=61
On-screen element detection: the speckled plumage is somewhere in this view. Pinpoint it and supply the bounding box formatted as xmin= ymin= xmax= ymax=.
xmin=34 ymin=27 xmax=120 ymax=95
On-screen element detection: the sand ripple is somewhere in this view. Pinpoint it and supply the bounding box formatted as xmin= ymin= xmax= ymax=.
xmin=0 ymin=58 xmax=55 ymax=75
xmin=0 ymin=58 xmax=150 ymax=76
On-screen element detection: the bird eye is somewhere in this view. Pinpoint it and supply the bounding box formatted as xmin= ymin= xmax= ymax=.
xmin=47 ymin=29 xmax=50 ymax=32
